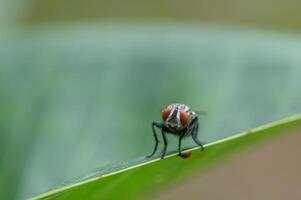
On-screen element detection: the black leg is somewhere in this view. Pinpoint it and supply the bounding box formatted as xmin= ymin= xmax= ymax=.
xmin=146 ymin=122 xmax=162 ymax=158
xmin=190 ymin=119 xmax=204 ymax=151
xmin=161 ymin=129 xmax=168 ymax=159
xmin=178 ymin=132 xmax=186 ymax=156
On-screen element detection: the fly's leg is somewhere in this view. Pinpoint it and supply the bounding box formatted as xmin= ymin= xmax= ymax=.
xmin=178 ymin=132 xmax=186 ymax=156
xmin=190 ymin=118 xmax=204 ymax=151
xmin=160 ymin=129 xmax=168 ymax=159
xmin=146 ymin=122 xmax=162 ymax=158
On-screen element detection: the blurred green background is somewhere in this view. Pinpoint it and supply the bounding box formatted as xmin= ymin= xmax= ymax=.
xmin=1 ymin=0 xmax=301 ymax=199
xmin=2 ymin=0 xmax=301 ymax=30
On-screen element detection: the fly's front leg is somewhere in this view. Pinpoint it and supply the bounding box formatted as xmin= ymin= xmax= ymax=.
xmin=160 ymin=129 xmax=168 ymax=159
xmin=178 ymin=132 xmax=186 ymax=156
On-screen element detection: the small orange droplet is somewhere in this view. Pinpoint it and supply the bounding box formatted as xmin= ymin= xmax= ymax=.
xmin=180 ymin=111 xmax=189 ymax=126
xmin=162 ymin=106 xmax=172 ymax=121
xmin=179 ymin=151 xmax=192 ymax=159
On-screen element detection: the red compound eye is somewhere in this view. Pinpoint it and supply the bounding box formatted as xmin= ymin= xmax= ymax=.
xmin=162 ymin=106 xmax=172 ymax=121
xmin=180 ymin=111 xmax=190 ymax=126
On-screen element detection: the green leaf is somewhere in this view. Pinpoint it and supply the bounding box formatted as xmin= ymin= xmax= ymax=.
xmin=31 ymin=114 xmax=301 ymax=200
xmin=1 ymin=23 xmax=301 ymax=199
